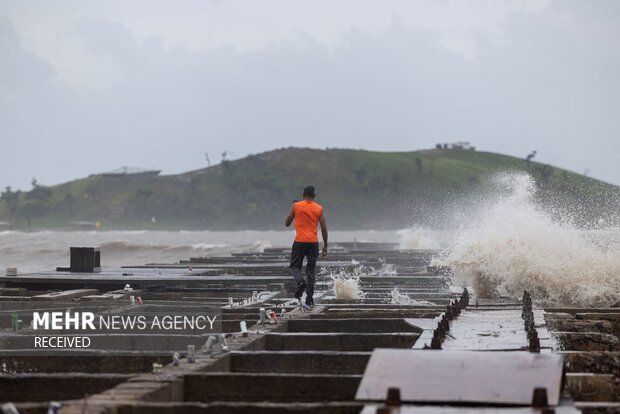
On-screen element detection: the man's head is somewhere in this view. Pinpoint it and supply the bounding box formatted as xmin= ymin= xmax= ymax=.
xmin=302 ymin=185 xmax=316 ymax=199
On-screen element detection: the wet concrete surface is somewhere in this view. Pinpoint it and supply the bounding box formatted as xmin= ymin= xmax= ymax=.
xmin=0 ymin=242 xmax=618 ymax=413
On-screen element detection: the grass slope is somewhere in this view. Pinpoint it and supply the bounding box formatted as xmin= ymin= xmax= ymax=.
xmin=1 ymin=147 xmax=617 ymax=230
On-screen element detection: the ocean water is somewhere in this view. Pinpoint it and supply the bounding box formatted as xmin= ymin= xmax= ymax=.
xmin=0 ymin=229 xmax=400 ymax=274
xmin=2 ymin=173 xmax=619 ymax=308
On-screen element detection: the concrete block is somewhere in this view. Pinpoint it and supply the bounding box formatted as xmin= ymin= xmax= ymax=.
xmin=286 ymin=319 xmax=420 ymax=333
xmin=229 ymin=351 xmax=370 ymax=375
xmin=566 ymin=373 xmax=619 ymax=402
xmin=184 ymin=372 xmax=361 ymax=402
xmin=264 ymin=333 xmax=417 ymax=352
xmin=561 ymin=351 xmax=620 ymax=376
xmin=32 ymin=289 xmax=99 ymax=301
xmin=0 ymin=373 xmax=131 ymax=402
xmin=557 ymin=332 xmax=620 ymax=352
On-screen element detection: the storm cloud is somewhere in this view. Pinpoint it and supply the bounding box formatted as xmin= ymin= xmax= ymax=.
xmin=0 ymin=0 xmax=619 ymax=190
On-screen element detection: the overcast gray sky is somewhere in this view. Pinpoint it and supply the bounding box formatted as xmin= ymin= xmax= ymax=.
xmin=1 ymin=0 xmax=619 ymax=190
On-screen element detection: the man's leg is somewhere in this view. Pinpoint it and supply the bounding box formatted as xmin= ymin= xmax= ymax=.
xmin=289 ymin=242 xmax=306 ymax=299
xmin=305 ymin=242 xmax=319 ymax=305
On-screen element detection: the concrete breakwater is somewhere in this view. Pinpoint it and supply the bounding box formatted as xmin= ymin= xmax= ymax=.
xmin=0 ymin=242 xmax=618 ymax=413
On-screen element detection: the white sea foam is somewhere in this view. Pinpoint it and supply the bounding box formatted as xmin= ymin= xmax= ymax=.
xmin=437 ymin=173 xmax=620 ymax=307
xmin=332 ymin=275 xmax=365 ymax=300
xmin=389 ymin=287 xmax=411 ymax=304
xmin=247 ymin=240 xmax=273 ymax=252
xmin=320 ymin=265 xmax=366 ymax=300
xmin=398 ymin=227 xmax=441 ymax=249
xmin=190 ymin=243 xmax=227 ymax=250
xmin=389 ymin=288 xmax=436 ymax=305
xmin=310 ymin=257 xmax=365 ymax=302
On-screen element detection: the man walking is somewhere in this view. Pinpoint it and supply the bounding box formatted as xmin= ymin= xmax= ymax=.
xmin=285 ymin=185 xmax=328 ymax=308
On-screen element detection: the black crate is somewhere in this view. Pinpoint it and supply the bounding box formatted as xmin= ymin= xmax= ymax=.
xmin=69 ymin=247 xmax=101 ymax=273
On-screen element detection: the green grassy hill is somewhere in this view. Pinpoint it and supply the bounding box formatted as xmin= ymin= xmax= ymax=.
xmin=1 ymin=147 xmax=618 ymax=230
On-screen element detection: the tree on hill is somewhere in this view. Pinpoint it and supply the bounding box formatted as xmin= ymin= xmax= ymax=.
xmin=1 ymin=186 xmax=20 ymax=224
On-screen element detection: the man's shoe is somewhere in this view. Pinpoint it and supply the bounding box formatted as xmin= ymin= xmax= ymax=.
xmin=305 ymin=298 xmax=316 ymax=307
xmin=294 ymin=281 xmax=307 ymax=300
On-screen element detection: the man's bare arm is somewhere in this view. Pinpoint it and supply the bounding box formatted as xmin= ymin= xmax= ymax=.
xmin=319 ymin=214 xmax=328 ymax=256
xmin=285 ymin=204 xmax=295 ymax=227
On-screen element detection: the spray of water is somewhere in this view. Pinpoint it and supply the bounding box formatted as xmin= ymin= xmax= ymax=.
xmin=438 ymin=172 xmax=620 ymax=307
xmin=333 ymin=276 xmax=365 ymax=300
xmin=389 ymin=288 xmax=436 ymax=305
xmin=398 ymin=227 xmax=441 ymax=249
xmin=318 ymin=265 xmax=366 ymax=300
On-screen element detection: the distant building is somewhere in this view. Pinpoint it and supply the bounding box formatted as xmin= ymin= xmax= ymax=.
xmin=435 ymin=141 xmax=476 ymax=151
xmin=91 ymin=167 xmax=161 ymax=179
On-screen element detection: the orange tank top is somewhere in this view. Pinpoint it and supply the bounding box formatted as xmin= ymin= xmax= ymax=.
xmin=294 ymin=200 xmax=323 ymax=243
